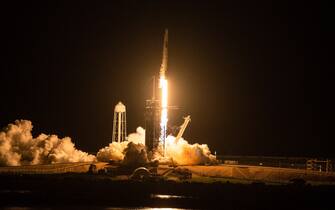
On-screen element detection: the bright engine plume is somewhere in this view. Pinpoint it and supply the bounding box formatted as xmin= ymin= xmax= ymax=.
xmin=159 ymin=77 xmax=168 ymax=156
xmin=159 ymin=29 xmax=169 ymax=156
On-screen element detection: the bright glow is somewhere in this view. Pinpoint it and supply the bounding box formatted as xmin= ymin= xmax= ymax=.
xmin=166 ymin=135 xmax=175 ymax=145
xmin=150 ymin=194 xmax=185 ymax=199
xmin=159 ymin=76 xmax=168 ymax=156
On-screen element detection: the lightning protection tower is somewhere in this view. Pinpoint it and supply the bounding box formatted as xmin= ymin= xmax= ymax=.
xmin=112 ymin=101 xmax=127 ymax=143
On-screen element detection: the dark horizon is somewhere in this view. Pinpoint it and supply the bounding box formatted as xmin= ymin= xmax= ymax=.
xmin=1 ymin=1 xmax=324 ymax=157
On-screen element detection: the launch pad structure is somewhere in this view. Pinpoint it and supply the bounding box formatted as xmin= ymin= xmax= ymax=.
xmin=145 ymin=29 xmax=169 ymax=156
xmin=145 ymin=89 xmax=161 ymax=154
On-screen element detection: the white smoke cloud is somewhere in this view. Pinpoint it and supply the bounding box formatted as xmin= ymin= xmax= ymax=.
xmin=164 ymin=135 xmax=217 ymax=165
xmin=97 ymin=126 xmax=216 ymax=165
xmin=0 ymin=120 xmax=96 ymax=166
xmin=0 ymin=120 xmax=216 ymax=166
xmin=122 ymin=142 xmax=148 ymax=166
xmin=127 ymin=126 xmax=145 ymax=144
xmin=96 ymin=141 xmax=128 ymax=162
xmin=96 ymin=126 xmax=145 ymax=162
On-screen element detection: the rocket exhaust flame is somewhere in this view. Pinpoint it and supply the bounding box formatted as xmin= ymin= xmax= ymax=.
xmin=159 ymin=77 xmax=168 ymax=156
xmin=157 ymin=29 xmax=169 ymax=156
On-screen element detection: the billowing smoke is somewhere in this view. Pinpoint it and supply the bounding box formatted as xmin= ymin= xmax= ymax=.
xmin=0 ymin=120 xmax=96 ymax=166
xmin=122 ymin=142 xmax=148 ymax=167
xmin=127 ymin=127 xmax=145 ymax=144
xmin=97 ymin=126 xmax=216 ymax=165
xmin=96 ymin=126 xmax=145 ymax=162
xmin=164 ymin=135 xmax=217 ymax=165
xmin=96 ymin=141 xmax=128 ymax=162
xmin=0 ymin=120 xmax=216 ymax=166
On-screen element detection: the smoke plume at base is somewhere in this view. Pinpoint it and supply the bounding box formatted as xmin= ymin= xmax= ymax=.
xmin=0 ymin=120 xmax=216 ymax=167
xmin=164 ymin=135 xmax=217 ymax=165
xmin=97 ymin=126 xmax=217 ymax=166
xmin=122 ymin=142 xmax=148 ymax=167
xmin=0 ymin=120 xmax=96 ymax=166
xmin=96 ymin=126 xmax=146 ymax=162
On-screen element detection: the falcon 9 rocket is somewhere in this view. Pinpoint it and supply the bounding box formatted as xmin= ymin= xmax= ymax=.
xmin=145 ymin=29 xmax=169 ymax=157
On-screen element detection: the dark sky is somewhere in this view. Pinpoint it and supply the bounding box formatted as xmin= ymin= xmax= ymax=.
xmin=1 ymin=1 xmax=324 ymax=157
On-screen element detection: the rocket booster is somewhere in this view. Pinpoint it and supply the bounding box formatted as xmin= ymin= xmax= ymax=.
xmin=159 ymin=29 xmax=169 ymax=156
xmin=160 ymin=29 xmax=168 ymax=78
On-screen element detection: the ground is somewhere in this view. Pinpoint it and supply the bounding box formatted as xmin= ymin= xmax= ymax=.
xmin=1 ymin=162 xmax=335 ymax=209
xmin=0 ymin=172 xmax=334 ymax=209
xmin=1 ymin=162 xmax=334 ymax=185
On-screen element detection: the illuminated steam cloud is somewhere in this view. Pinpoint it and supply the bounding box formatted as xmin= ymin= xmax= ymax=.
xmin=97 ymin=126 xmax=216 ymax=165
xmin=96 ymin=126 xmax=145 ymax=162
xmin=96 ymin=141 xmax=128 ymax=162
xmin=122 ymin=142 xmax=148 ymax=166
xmin=127 ymin=127 xmax=145 ymax=144
xmin=0 ymin=120 xmax=96 ymax=166
xmin=165 ymin=135 xmax=217 ymax=165
xmin=0 ymin=120 xmax=216 ymax=166
xmin=96 ymin=127 xmax=149 ymax=166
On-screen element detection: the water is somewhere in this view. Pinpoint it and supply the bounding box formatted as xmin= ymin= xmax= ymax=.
xmin=2 ymin=194 xmax=192 ymax=210
xmin=3 ymin=207 xmax=189 ymax=210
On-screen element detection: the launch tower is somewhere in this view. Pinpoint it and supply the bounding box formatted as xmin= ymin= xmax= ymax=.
xmin=145 ymin=88 xmax=161 ymax=153
xmin=145 ymin=29 xmax=168 ymax=156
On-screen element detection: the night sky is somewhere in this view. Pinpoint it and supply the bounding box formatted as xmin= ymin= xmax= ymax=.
xmin=1 ymin=1 xmax=324 ymax=157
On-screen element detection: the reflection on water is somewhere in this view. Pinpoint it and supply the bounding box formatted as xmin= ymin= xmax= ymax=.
xmin=150 ymin=194 xmax=189 ymax=199
xmin=3 ymin=208 xmax=34 ymax=210
xmin=106 ymin=208 xmax=187 ymax=210
xmin=3 ymin=194 xmax=193 ymax=210
xmin=4 ymin=208 xmax=188 ymax=210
